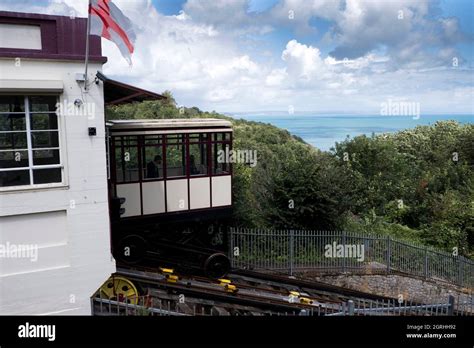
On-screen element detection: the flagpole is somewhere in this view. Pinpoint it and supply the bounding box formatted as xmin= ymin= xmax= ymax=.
xmin=84 ymin=0 xmax=92 ymax=92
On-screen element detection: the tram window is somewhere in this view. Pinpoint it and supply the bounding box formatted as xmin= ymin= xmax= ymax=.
xmin=165 ymin=134 xmax=186 ymax=178
xmin=189 ymin=142 xmax=208 ymax=176
xmin=114 ymin=136 xmax=139 ymax=182
xmin=166 ymin=134 xmax=184 ymax=144
xmin=189 ymin=133 xmax=209 ymax=143
xmin=212 ymin=142 xmax=230 ymax=174
xmin=143 ymin=146 xmax=163 ymax=180
xmin=214 ymin=132 xmax=231 ymax=142
xmin=144 ymin=135 xmax=162 ymax=145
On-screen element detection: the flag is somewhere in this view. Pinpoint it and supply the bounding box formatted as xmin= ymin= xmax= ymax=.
xmin=89 ymin=0 xmax=136 ymax=65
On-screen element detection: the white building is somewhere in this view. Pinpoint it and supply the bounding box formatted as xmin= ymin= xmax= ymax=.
xmin=0 ymin=11 xmax=163 ymax=315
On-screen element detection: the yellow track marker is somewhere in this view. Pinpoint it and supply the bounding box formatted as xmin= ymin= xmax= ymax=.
xmin=166 ymin=274 xmax=179 ymax=283
xmin=299 ymin=297 xmax=314 ymax=305
xmin=218 ymin=278 xmax=231 ymax=286
xmin=225 ymin=284 xmax=237 ymax=293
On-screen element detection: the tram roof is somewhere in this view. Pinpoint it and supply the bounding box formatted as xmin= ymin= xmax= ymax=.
xmin=107 ymin=118 xmax=233 ymax=130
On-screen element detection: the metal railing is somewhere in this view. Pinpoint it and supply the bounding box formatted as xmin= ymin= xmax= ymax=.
xmin=90 ymin=294 xmax=473 ymax=316
xmin=229 ymin=228 xmax=474 ymax=288
xmin=326 ymin=295 xmax=473 ymax=316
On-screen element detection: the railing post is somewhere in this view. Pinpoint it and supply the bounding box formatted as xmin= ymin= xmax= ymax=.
xmin=424 ymin=248 xmax=428 ymax=279
xmin=448 ymin=295 xmax=455 ymax=315
xmin=386 ymin=236 xmax=391 ymax=274
xmin=458 ymin=258 xmax=463 ymax=287
xmin=342 ymin=230 xmax=346 ymax=273
xmin=289 ymin=229 xmax=294 ymax=276
xmin=347 ymin=300 xmax=354 ymax=316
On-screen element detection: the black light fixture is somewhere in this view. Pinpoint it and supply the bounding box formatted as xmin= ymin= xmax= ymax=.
xmin=88 ymin=127 xmax=97 ymax=136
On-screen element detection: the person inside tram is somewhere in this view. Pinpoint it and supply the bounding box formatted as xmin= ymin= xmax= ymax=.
xmin=190 ymin=155 xmax=199 ymax=175
xmin=146 ymin=155 xmax=162 ymax=178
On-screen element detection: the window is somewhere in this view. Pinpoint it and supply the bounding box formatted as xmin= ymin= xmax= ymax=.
xmin=114 ymin=136 xmax=139 ymax=183
xmin=110 ymin=131 xmax=232 ymax=184
xmin=212 ymin=132 xmax=231 ymax=175
xmin=165 ymin=134 xmax=185 ymax=178
xmin=189 ymin=133 xmax=208 ymax=176
xmin=0 ymin=96 xmax=62 ymax=188
xmin=142 ymin=135 xmax=163 ymax=180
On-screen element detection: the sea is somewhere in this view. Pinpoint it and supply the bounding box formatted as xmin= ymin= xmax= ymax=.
xmin=234 ymin=114 xmax=473 ymax=151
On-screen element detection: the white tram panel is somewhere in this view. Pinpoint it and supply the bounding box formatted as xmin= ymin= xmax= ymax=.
xmin=116 ymin=183 xmax=141 ymax=217
xmin=142 ymin=181 xmax=166 ymax=215
xmin=190 ymin=177 xmax=211 ymax=209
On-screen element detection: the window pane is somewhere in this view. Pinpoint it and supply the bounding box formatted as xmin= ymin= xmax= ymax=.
xmin=214 ymin=133 xmax=230 ymax=142
xmin=30 ymin=113 xmax=58 ymax=130
xmin=212 ymin=143 xmax=230 ymax=174
xmin=189 ymin=142 xmax=208 ymax=176
xmin=114 ymin=144 xmax=124 ymax=182
xmin=143 ymin=146 xmax=163 ymax=179
xmin=0 ymin=96 xmax=25 ymax=113
xmin=166 ymin=134 xmax=185 ymax=144
xmin=31 ymin=131 xmax=59 ymax=148
xmin=123 ymin=146 xmax=139 ymax=181
xmin=144 ymin=135 xmax=162 ymax=145
xmin=189 ymin=133 xmax=209 ymax=143
xmin=166 ymin=144 xmax=185 ymax=177
xmin=114 ymin=140 xmax=139 ymax=183
xmin=0 ymin=170 xmax=30 ymax=187
xmin=0 ymin=150 xmax=29 ymax=168
xmin=33 ymin=168 xmax=62 ymax=184
xmin=123 ymin=136 xmax=138 ymax=146
xmin=0 ymin=132 xmax=27 ymax=150
xmin=29 ymin=96 xmax=57 ymax=112
xmin=0 ymin=114 xmax=26 ymax=131
xmin=33 ymin=149 xmax=60 ymax=165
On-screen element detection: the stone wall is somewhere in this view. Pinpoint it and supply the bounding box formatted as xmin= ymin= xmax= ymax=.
xmin=302 ymin=272 xmax=472 ymax=306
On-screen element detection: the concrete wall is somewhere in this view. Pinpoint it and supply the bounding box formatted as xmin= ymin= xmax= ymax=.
xmin=0 ymin=57 xmax=115 ymax=314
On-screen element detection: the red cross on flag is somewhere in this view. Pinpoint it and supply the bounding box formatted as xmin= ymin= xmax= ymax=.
xmin=89 ymin=0 xmax=136 ymax=65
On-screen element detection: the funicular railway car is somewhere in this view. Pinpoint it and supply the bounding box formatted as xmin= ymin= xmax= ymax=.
xmin=107 ymin=118 xmax=233 ymax=278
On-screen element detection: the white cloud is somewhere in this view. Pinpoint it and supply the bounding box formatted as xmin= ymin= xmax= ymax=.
xmin=282 ymin=40 xmax=324 ymax=79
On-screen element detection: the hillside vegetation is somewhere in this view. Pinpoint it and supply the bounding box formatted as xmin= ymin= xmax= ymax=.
xmin=107 ymin=93 xmax=474 ymax=257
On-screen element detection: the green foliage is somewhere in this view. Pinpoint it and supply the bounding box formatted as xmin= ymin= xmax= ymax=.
xmin=334 ymin=121 xmax=474 ymax=256
xmin=106 ymin=94 xmax=474 ymax=257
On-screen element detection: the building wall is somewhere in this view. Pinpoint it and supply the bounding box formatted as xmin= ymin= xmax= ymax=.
xmin=0 ymin=58 xmax=115 ymax=314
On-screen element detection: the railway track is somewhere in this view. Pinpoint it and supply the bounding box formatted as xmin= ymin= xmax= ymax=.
xmin=92 ymin=264 xmax=405 ymax=316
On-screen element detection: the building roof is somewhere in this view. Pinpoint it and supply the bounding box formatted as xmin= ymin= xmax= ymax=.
xmin=0 ymin=11 xmax=106 ymax=63
xmin=97 ymin=72 xmax=166 ymax=105
xmin=107 ymin=118 xmax=233 ymax=130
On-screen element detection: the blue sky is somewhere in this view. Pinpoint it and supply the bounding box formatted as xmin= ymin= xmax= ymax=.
xmin=151 ymin=0 xmax=473 ymax=63
xmin=1 ymin=0 xmax=473 ymax=115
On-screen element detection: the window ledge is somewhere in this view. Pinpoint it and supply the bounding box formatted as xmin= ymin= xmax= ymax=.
xmin=0 ymin=183 xmax=69 ymax=194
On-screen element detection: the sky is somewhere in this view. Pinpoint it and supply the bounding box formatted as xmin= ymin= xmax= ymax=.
xmin=1 ymin=0 xmax=473 ymax=115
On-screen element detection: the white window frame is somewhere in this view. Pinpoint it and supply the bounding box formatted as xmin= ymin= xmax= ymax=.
xmin=0 ymin=95 xmax=65 ymax=192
